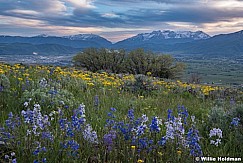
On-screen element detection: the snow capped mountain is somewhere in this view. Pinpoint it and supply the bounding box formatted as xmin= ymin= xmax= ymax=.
xmin=34 ymin=34 xmax=50 ymax=38
xmin=63 ymin=34 xmax=112 ymax=46
xmin=129 ymin=30 xmax=210 ymax=41
xmin=63 ymin=34 xmax=106 ymax=40
xmin=63 ymin=34 xmax=101 ymax=40
xmin=113 ymin=30 xmax=211 ymax=52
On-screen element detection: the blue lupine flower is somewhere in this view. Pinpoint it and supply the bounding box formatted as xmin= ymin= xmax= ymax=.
xmin=167 ymin=109 xmax=174 ymax=121
xmin=231 ymin=117 xmax=240 ymax=126
xmin=135 ymin=124 xmax=147 ymax=136
xmin=12 ymin=158 xmax=17 ymax=163
xmin=149 ymin=117 xmax=161 ymax=133
xmin=42 ymin=158 xmax=47 ymax=163
xmin=82 ymin=124 xmax=98 ymax=144
xmin=33 ymin=149 xmax=40 ymax=156
xmin=186 ymin=127 xmax=203 ymax=157
xmin=165 ymin=121 xmax=174 ymax=140
xmin=107 ymin=112 xmax=115 ymax=118
xmin=42 ymin=132 xmax=54 ymax=142
xmin=138 ymin=138 xmax=148 ymax=149
xmin=110 ymin=107 xmax=116 ymax=112
xmin=41 ymin=147 xmax=47 ymax=152
xmin=68 ymin=140 xmax=80 ymax=151
xmin=0 ymin=85 xmax=3 ymax=92
xmin=48 ymin=89 xmax=58 ymax=95
xmin=117 ymin=122 xmax=131 ymax=140
xmin=33 ymin=160 xmax=39 ymax=163
xmin=5 ymin=113 xmax=20 ymax=130
xmin=59 ymin=118 xmax=67 ymax=130
xmin=127 ymin=109 xmax=134 ymax=121
xmin=178 ymin=105 xmax=189 ymax=124
xmin=8 ymin=112 xmax=13 ymax=118
xmin=105 ymin=119 xmax=115 ymax=128
xmin=103 ymin=130 xmax=116 ymax=151
xmin=66 ymin=127 xmax=75 ymax=137
xmin=158 ymin=136 xmax=166 ymax=146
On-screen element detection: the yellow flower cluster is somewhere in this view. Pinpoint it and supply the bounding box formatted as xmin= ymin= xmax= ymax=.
xmin=0 ymin=63 xmax=239 ymax=97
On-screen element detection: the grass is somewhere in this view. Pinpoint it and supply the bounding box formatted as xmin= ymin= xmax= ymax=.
xmin=179 ymin=55 xmax=243 ymax=85
xmin=0 ymin=63 xmax=243 ymax=163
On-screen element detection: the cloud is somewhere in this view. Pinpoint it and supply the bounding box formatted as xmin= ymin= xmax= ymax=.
xmin=65 ymin=0 xmax=96 ymax=8
xmin=0 ymin=0 xmax=243 ymax=42
xmin=102 ymin=13 xmax=120 ymax=18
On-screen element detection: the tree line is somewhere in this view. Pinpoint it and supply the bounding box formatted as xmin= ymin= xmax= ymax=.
xmin=72 ymin=48 xmax=185 ymax=79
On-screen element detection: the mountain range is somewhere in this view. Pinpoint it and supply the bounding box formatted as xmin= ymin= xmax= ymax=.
xmin=0 ymin=30 xmax=243 ymax=56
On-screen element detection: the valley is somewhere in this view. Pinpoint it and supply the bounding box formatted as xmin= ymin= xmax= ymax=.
xmin=1 ymin=53 xmax=243 ymax=85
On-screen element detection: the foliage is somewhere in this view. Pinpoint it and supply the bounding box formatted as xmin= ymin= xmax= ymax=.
xmin=73 ymin=48 xmax=186 ymax=79
xmin=122 ymin=74 xmax=156 ymax=95
xmin=73 ymin=48 xmax=126 ymax=73
xmin=0 ymin=74 xmax=10 ymax=92
xmin=0 ymin=63 xmax=243 ymax=162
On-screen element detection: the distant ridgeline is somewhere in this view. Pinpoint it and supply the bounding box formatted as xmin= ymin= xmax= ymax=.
xmin=0 ymin=30 xmax=243 ymax=56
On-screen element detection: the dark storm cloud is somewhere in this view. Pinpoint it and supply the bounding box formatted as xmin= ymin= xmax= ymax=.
xmin=1 ymin=0 xmax=243 ymax=28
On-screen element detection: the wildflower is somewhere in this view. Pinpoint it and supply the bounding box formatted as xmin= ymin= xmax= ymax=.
xmin=141 ymin=114 xmax=148 ymax=123
xmin=110 ymin=107 xmax=116 ymax=112
xmin=39 ymin=78 xmax=48 ymax=88
xmin=167 ymin=109 xmax=174 ymax=121
xmin=231 ymin=117 xmax=240 ymax=126
xmin=42 ymin=132 xmax=54 ymax=142
xmin=178 ymin=105 xmax=189 ymax=124
xmin=158 ymin=151 xmax=163 ymax=156
xmin=68 ymin=140 xmax=80 ymax=151
xmin=11 ymin=152 xmax=15 ymax=157
xmin=42 ymin=158 xmax=47 ymax=163
xmin=131 ymin=145 xmax=136 ymax=150
xmin=128 ymin=109 xmax=135 ymax=121
xmin=149 ymin=117 xmax=161 ymax=133
xmin=191 ymin=115 xmax=195 ymax=123
xmin=135 ymin=124 xmax=147 ymax=136
xmin=24 ymin=102 xmax=29 ymax=107
xmin=209 ymin=128 xmax=222 ymax=147
xmin=177 ymin=150 xmax=182 ymax=155
xmin=137 ymin=159 xmax=144 ymax=163
xmin=103 ymin=130 xmax=116 ymax=151
xmin=33 ymin=149 xmax=40 ymax=156
xmin=158 ymin=136 xmax=166 ymax=146
xmin=12 ymin=158 xmax=17 ymax=163
xmin=186 ymin=127 xmax=203 ymax=156
xmin=82 ymin=124 xmax=98 ymax=144
xmin=209 ymin=128 xmax=222 ymax=138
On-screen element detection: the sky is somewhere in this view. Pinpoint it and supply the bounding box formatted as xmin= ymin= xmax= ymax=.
xmin=0 ymin=0 xmax=243 ymax=42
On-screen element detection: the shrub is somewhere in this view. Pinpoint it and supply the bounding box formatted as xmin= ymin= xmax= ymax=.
xmin=73 ymin=48 xmax=185 ymax=79
xmin=122 ymin=74 xmax=155 ymax=95
xmin=73 ymin=48 xmax=126 ymax=73
xmin=0 ymin=74 xmax=10 ymax=93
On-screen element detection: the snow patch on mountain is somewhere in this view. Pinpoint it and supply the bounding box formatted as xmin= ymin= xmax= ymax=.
xmin=63 ymin=34 xmax=100 ymax=40
xmin=130 ymin=30 xmax=210 ymax=41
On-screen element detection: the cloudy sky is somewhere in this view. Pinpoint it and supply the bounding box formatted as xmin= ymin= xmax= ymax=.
xmin=0 ymin=0 xmax=243 ymax=42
